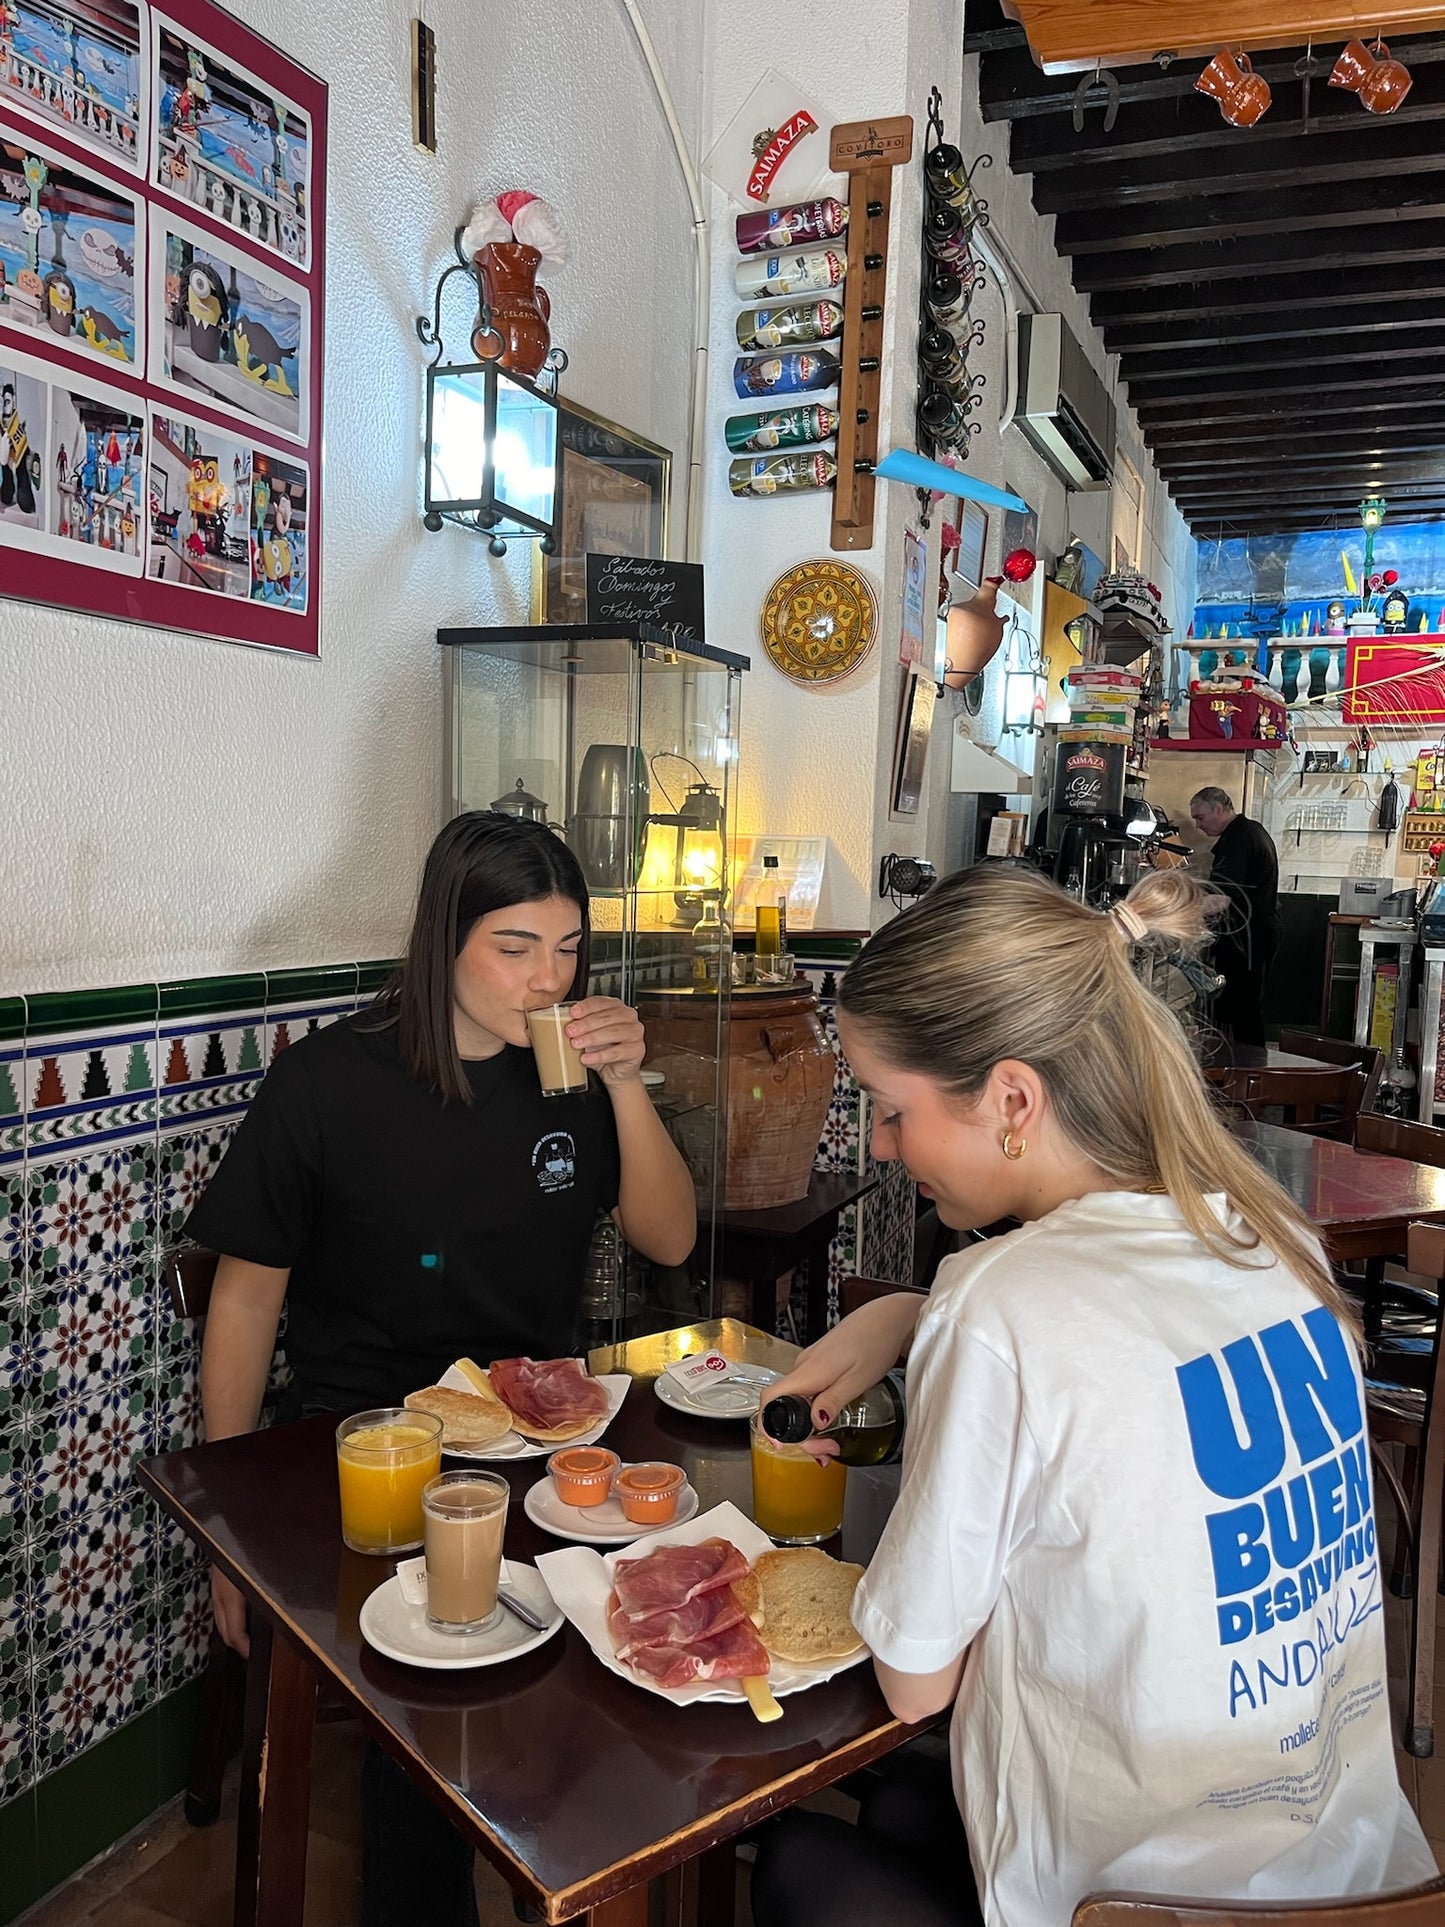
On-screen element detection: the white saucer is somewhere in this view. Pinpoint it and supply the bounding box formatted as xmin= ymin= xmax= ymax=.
xmin=653 ymin=1363 xmax=780 ymax=1421
xmin=359 ymin=1563 xmax=562 ymax=1669
xmin=524 ymin=1470 xmax=700 ymax=1545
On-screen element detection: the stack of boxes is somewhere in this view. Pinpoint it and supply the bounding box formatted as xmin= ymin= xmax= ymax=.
xmin=1063 ymin=665 xmax=1143 ymax=793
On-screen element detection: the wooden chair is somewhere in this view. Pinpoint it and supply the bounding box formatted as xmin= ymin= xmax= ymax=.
xmin=1356 ymin=1113 xmax=1445 ymax=1168
xmin=1348 ymin=1117 xmax=1443 ymax=1346
xmin=1277 ymin=1030 xmax=1378 ymax=1073
xmin=1072 ymin=1876 xmax=1445 ymax=1926
xmin=1365 ymin=1221 xmax=1445 ymax=1758
xmin=1226 ymin=1065 xmax=1370 ymax=1142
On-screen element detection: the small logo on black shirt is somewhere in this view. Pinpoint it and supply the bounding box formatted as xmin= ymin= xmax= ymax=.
xmin=532 ymin=1132 xmax=577 ymax=1194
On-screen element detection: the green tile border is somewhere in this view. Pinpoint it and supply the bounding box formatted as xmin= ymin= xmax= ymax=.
xmin=24 ymin=1676 xmax=205 ymax=1915
xmin=0 ymin=1789 xmax=37 ymax=1925
xmin=23 ymin=984 xmax=160 ymax=1037
xmin=158 ymin=974 xmax=267 ymax=1021
xmin=16 ymin=963 xmax=405 ymax=1038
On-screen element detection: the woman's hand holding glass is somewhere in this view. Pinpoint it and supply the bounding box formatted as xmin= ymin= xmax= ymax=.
xmin=566 ymin=997 xmax=646 ymax=1086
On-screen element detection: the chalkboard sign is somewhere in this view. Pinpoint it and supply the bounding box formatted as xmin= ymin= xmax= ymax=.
xmin=585 ymin=555 xmax=706 ymax=642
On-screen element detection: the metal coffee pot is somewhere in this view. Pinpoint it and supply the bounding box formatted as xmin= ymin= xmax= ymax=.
xmin=491 ymin=779 xmax=554 ymax=824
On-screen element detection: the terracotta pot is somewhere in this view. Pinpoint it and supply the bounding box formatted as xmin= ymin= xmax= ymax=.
xmin=471 ymin=241 xmax=552 ymax=378
xmin=1330 ymin=37 xmax=1412 ymax=114
xmin=638 ymin=985 xmax=835 ymax=1210
xmin=942 ymin=578 xmax=1006 ymax=683
xmin=1195 ymin=48 xmax=1272 ymax=126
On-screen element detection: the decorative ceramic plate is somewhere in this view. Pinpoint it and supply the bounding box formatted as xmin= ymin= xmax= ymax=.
xmin=760 ymin=561 xmax=878 ymax=685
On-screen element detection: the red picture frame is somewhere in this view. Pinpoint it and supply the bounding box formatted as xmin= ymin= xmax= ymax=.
xmin=0 ymin=0 xmax=325 ymax=655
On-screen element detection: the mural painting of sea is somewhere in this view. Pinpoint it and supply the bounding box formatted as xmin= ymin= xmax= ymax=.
xmin=0 ymin=124 xmax=141 ymax=369
xmin=0 ymin=0 xmax=144 ymax=172
xmin=151 ymin=209 xmax=307 ymax=442
xmin=151 ymin=15 xmax=309 ymax=270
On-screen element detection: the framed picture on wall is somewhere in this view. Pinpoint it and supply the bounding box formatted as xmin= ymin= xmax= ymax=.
xmin=532 ymin=397 xmax=670 ymax=624
xmin=891 ymin=666 xmax=936 ymax=816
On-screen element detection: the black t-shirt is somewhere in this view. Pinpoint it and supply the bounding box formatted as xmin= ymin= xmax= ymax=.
xmin=1209 ymin=813 xmax=1281 ymax=968
xmin=184 ymin=1015 xmax=621 ymax=1409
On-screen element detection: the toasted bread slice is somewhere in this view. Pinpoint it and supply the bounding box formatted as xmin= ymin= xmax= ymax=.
xmin=504 ymin=1409 xmax=603 ymax=1444
xmin=403 ymin=1384 xmax=514 ymax=1448
xmin=751 ymin=1548 xmax=866 ymax=1664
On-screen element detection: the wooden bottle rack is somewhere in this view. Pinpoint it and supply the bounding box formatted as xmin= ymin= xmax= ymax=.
xmin=828 ymin=115 xmax=913 ymax=553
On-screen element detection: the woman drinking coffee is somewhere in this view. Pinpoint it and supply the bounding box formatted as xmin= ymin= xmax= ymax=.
xmin=754 ymin=865 xmax=1431 ymax=1927
xmin=188 ymin=810 xmax=695 ymax=1927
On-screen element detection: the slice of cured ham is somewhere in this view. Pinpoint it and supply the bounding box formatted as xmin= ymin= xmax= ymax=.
xmin=621 ymin=1616 xmax=770 ymax=1689
xmin=607 ymin=1538 xmax=769 ymax=1689
xmin=606 ymin=1578 xmax=750 ymax=1657
xmin=612 ymin=1538 xmax=749 ymax=1618
xmin=487 ymin=1357 xmax=609 ymax=1436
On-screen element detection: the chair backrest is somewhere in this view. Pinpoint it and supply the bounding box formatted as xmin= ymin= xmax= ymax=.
xmin=1276 ymin=1030 xmax=1374 ymax=1071
xmin=1072 ymin=1875 xmax=1445 ymax=1926
xmin=160 ymin=1242 xmax=221 ymax=1320
xmin=1356 ymin=1111 xmax=1445 ymax=1169
xmin=1232 ymin=1064 xmax=1364 ymax=1133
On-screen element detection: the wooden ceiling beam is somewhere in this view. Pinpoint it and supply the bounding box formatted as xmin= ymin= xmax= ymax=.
xmin=1008 ymin=86 xmax=1437 ymax=172
xmin=1054 ymin=174 xmax=1445 ymax=253
xmin=1029 ymin=119 xmax=1445 ymax=210
xmin=1128 ymin=363 xmax=1445 ymax=404
xmin=1163 ymin=445 xmax=1445 ymax=475
xmin=1137 ymin=388 xmax=1445 ymax=427
xmin=1103 ymin=299 xmax=1445 ymax=354
xmin=1091 ymin=266 xmax=1445 ymax=324
xmin=1144 ymin=415 xmax=1445 ymax=453
xmin=1072 ymin=221 xmax=1445 ymax=291
xmin=998 ymin=0 xmax=1445 ymax=75
xmin=1117 ymin=312 xmax=1445 ymax=364
xmin=980 ymin=33 xmax=1445 ymax=119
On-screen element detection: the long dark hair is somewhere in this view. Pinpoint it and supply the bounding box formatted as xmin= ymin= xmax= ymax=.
xmin=367 ymin=813 xmax=591 ymax=1102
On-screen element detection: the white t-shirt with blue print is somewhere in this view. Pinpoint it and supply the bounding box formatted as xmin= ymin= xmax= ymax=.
xmin=852 ymin=1190 xmax=1434 ymax=1927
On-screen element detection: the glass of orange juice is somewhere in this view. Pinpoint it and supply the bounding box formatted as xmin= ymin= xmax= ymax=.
xmin=750 ymin=1413 xmax=846 ymax=1545
xmin=336 ymin=1409 xmax=442 ymax=1555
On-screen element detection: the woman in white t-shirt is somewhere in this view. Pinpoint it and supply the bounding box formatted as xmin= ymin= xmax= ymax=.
xmin=752 ymin=864 xmax=1434 ymax=1927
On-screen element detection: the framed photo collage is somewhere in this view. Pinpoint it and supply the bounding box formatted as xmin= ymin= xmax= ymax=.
xmin=0 ymin=0 xmax=326 ymax=654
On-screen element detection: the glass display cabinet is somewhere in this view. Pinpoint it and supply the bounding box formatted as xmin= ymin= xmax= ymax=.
xmin=438 ymin=621 xmax=748 ymax=1342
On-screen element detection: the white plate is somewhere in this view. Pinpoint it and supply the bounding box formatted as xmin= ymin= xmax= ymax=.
xmin=434 ymin=1369 xmax=631 ymax=1460
xmin=653 ymin=1364 xmax=780 ymax=1422
xmin=359 ymin=1563 xmax=562 ymax=1669
xmin=524 ymin=1469 xmax=700 ymax=1545
xmin=535 ymin=1501 xmax=869 ymax=1707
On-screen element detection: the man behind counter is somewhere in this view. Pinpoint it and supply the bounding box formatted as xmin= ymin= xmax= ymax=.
xmin=1189 ymin=785 xmax=1281 ymax=1056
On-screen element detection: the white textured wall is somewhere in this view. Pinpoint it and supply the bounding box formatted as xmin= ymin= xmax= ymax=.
xmin=0 ymin=0 xmax=702 ymax=992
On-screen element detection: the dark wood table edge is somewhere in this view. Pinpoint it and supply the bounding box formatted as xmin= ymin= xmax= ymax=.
xmin=135 ymin=1454 xmax=932 ymax=1924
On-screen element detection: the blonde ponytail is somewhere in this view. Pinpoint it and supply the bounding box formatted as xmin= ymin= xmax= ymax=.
xmin=839 ymin=865 xmax=1353 ymax=1329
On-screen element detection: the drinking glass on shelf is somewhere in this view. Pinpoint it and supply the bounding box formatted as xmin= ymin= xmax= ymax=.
xmin=335 ymin=1409 xmax=442 ymax=1555
xmin=750 ymin=1413 xmax=847 ymax=1544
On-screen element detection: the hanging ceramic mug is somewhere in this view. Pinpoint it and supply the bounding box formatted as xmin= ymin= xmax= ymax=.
xmin=1330 ymin=37 xmax=1413 ymax=114
xmin=1195 ymin=48 xmax=1272 ymax=126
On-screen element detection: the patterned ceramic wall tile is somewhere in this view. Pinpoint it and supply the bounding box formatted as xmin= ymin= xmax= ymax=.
xmin=0 ymin=960 xmax=387 ymax=1834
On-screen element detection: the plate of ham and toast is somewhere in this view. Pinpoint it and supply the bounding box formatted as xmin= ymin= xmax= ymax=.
xmin=535 ymin=1501 xmax=868 ymax=1721
xmin=404 ymin=1357 xmax=629 ymax=1461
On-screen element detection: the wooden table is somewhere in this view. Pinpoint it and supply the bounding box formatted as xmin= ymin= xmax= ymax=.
xmin=709 ymin=1169 xmax=880 ymax=1343
xmin=137 ymin=1320 xmax=919 ymax=1927
xmin=1233 ymin=1118 xmax=1445 ymax=1261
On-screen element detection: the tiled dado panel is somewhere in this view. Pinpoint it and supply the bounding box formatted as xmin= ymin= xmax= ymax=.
xmin=779 ymin=956 xmax=916 ymax=1336
xmin=0 ymin=964 xmax=391 ymax=1832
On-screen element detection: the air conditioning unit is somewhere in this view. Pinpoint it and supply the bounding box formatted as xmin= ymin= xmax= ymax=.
xmin=1015 ymin=312 xmax=1115 ymax=490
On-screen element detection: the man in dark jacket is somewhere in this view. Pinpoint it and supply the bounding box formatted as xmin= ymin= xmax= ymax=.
xmin=1190 ymin=786 xmax=1281 ymax=1057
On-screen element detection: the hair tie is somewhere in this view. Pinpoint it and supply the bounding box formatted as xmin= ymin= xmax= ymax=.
xmin=1110 ymin=902 xmax=1148 ymax=943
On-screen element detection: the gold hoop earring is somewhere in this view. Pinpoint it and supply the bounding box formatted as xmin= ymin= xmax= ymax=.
xmin=1001 ymin=1130 xmax=1027 ymax=1161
